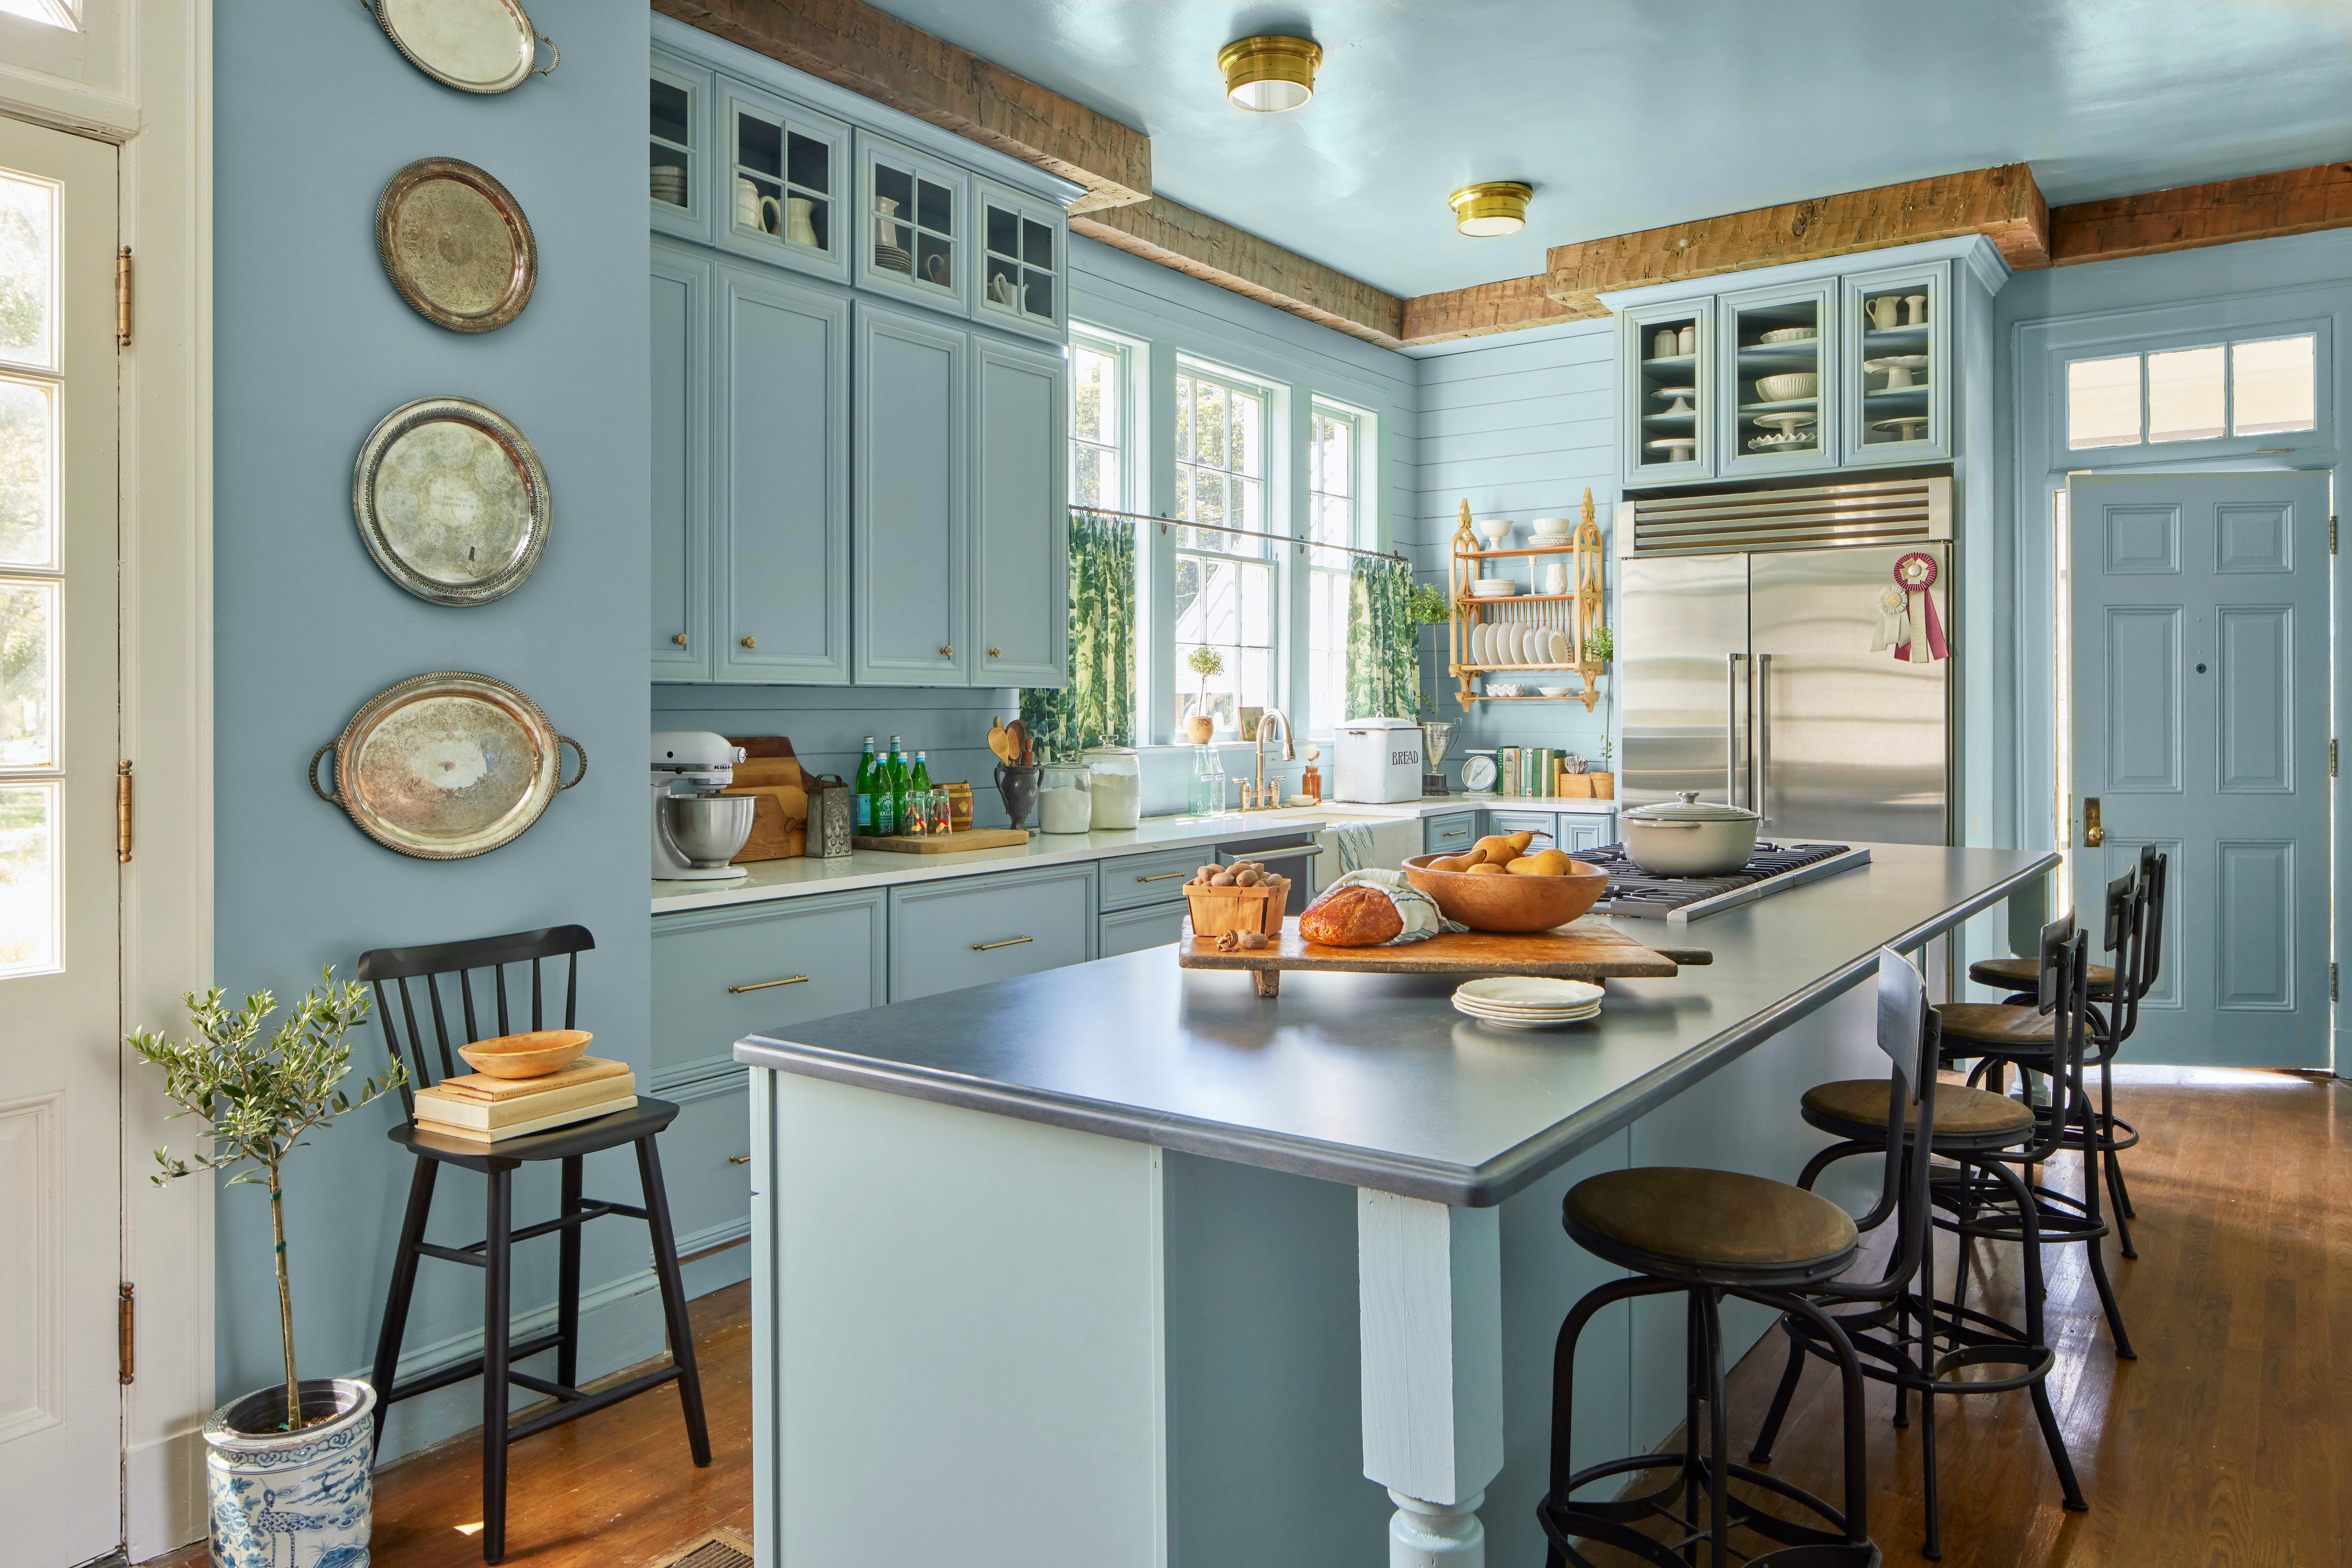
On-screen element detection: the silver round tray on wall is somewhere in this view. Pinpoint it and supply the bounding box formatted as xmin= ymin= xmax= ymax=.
xmin=361 ymin=0 xmax=557 ymax=94
xmin=376 ymin=157 xmax=536 ymax=334
xmin=308 ymin=671 xmax=585 ymax=860
xmin=353 ymin=395 xmax=550 ymax=606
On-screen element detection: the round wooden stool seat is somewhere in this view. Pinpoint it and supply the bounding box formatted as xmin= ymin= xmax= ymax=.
xmin=1800 ymin=1077 xmax=2034 ymax=1147
xmin=1564 ymin=1167 xmax=1858 ymax=1286
xmin=1969 ymin=955 xmax=2116 ymax=994
xmin=1938 ymin=1001 xmax=2057 ymax=1049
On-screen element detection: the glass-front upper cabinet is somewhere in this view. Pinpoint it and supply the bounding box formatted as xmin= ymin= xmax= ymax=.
xmin=975 ymin=179 xmax=1065 ymax=342
xmin=1619 ymin=299 xmax=1712 ymax=484
xmin=649 ymin=52 xmax=714 ymax=244
xmin=855 ymin=130 xmax=971 ymax=316
xmin=1716 ymin=280 xmax=1836 ymax=479
xmin=720 ymin=78 xmax=851 ymax=284
xmin=1841 ymin=260 xmax=1950 ymax=466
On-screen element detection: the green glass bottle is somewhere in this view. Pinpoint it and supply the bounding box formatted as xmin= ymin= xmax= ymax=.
xmin=882 ymin=736 xmax=910 ymax=835
xmin=852 ymin=736 xmax=879 ymax=834
xmin=909 ymin=750 xmax=933 ymax=831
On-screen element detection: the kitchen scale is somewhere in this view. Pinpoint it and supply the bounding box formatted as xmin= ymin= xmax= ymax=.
xmin=1581 ymin=841 xmax=1870 ymax=924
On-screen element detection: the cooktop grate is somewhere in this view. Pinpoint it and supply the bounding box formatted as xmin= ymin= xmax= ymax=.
xmin=1584 ymin=841 xmax=1867 ymax=922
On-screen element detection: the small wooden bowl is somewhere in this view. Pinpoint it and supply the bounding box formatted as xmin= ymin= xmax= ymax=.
xmin=1182 ymin=880 xmax=1291 ymax=939
xmin=457 ymin=1028 xmax=592 ymax=1080
xmin=1403 ymin=853 xmax=1609 ymax=934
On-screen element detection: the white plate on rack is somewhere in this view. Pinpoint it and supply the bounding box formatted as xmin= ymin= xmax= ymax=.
xmin=1645 ymin=437 xmax=1698 ymax=456
xmin=1473 ymin=624 xmax=1494 ymax=664
xmin=1758 ymin=326 xmax=1818 ymax=344
xmin=1549 ymin=628 xmax=1575 ymax=664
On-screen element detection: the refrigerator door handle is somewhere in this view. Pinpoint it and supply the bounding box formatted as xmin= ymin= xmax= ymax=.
xmin=1727 ymin=653 xmax=1749 ymax=807
xmin=1754 ymin=652 xmax=1772 ymax=829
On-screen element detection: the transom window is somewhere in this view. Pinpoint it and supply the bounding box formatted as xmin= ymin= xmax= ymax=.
xmin=1173 ymin=365 xmax=1270 ymax=736
xmin=1306 ymin=405 xmax=1360 ymax=735
xmin=2067 ymin=332 xmax=2316 ymax=450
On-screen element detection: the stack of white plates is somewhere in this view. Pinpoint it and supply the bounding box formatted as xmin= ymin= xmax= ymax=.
xmin=1452 ymin=976 xmax=1604 ymax=1029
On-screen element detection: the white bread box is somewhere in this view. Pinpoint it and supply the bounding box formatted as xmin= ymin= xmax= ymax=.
xmin=1333 ymin=718 xmax=1426 ymax=804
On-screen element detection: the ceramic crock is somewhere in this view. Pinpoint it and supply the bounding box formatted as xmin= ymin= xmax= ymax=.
xmin=204 ymin=1378 xmax=376 ymax=1568
xmin=1619 ymin=792 xmax=1761 ymax=877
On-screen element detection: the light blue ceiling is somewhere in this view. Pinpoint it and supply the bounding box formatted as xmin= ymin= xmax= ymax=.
xmin=866 ymin=0 xmax=2352 ymax=298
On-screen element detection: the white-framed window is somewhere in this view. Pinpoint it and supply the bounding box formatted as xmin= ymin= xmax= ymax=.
xmin=2066 ymin=331 xmax=2317 ymax=450
xmin=1069 ymin=331 xmax=1127 ymax=509
xmin=1173 ymin=362 xmax=1272 ymax=736
xmin=1305 ymin=403 xmax=1361 ymax=735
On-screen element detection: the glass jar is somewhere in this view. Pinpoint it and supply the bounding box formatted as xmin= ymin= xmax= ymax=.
xmin=1188 ymin=746 xmax=1227 ymax=817
xmin=1038 ymin=761 xmax=1093 ymax=834
xmin=1082 ymin=745 xmax=1143 ymax=829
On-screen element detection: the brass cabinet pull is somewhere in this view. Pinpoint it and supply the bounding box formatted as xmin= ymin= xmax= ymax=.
xmin=2084 ymin=797 xmax=2104 ymax=848
xmin=673 ymin=632 xmax=688 ymax=646
xmin=727 ymin=974 xmax=810 ymax=994
xmin=988 ymin=647 xmax=1002 ymax=658
xmin=1137 ymin=870 xmax=1190 ymax=882
xmin=972 ymin=935 xmax=1033 ymax=952
xmin=1441 ymin=828 xmax=1467 ymax=838
xmin=740 ymin=635 xmax=756 ymax=649
xmin=728 ymin=1154 xmax=752 ymax=1165
xmin=940 ymin=645 xmax=954 ymax=657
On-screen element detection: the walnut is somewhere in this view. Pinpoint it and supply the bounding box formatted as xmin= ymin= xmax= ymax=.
xmin=1215 ymin=929 xmax=1240 ymax=952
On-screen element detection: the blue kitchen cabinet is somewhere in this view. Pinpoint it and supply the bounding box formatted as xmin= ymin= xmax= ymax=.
xmin=854 ymin=302 xmax=969 ymax=685
xmin=652 ymin=888 xmax=888 ymax=1089
xmin=888 ymin=863 xmax=1095 ymax=1002
xmin=717 ymin=74 xmax=852 ymax=286
xmin=971 ymin=334 xmax=1068 ymax=687
xmin=1098 ymin=901 xmax=1187 ymax=957
xmin=663 ymin=1074 xmax=756 ymax=1295
xmin=650 ymin=49 xmax=716 ymax=247
xmin=1424 ymin=812 xmax=1478 ymax=856
xmin=1098 ymin=846 xmax=1209 ymax=911
xmin=651 ymin=240 xmax=712 ymax=678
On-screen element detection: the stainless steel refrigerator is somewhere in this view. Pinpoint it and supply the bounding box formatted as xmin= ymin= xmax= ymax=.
xmin=1619 ymin=537 xmax=1951 ymax=846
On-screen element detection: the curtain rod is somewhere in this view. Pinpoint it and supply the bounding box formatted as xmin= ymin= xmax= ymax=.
xmin=1070 ymin=503 xmax=1409 ymax=566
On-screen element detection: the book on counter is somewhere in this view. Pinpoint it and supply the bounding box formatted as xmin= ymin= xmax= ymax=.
xmin=411 ymin=1056 xmax=636 ymax=1142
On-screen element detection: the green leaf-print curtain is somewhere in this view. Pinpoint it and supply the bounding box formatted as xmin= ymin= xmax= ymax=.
xmin=1347 ymin=554 xmax=1419 ymax=720
xmin=1021 ymin=509 xmax=1136 ymax=758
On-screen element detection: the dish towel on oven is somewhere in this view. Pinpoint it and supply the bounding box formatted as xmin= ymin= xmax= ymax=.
xmin=1334 ymin=821 xmax=1377 ymax=875
xmin=1311 ymin=868 xmax=1465 ymax=944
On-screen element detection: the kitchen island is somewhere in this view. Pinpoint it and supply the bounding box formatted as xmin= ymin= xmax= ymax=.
xmin=733 ymin=843 xmax=2056 ymax=1568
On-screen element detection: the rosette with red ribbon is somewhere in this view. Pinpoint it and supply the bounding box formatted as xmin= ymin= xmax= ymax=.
xmin=1892 ymin=551 xmax=1948 ymax=664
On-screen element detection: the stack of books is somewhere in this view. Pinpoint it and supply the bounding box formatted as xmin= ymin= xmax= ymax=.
xmin=412 ymin=1057 xmax=636 ymax=1142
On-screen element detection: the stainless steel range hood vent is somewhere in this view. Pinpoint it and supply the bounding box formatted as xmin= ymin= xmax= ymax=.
xmin=1615 ymin=475 xmax=1951 ymax=557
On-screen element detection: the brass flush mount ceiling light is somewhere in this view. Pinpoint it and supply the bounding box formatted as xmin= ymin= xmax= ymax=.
xmin=1218 ymin=34 xmax=1322 ymax=112
xmin=1450 ymin=181 xmax=1533 ymax=237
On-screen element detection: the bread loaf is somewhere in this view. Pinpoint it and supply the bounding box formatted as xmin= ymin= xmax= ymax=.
xmin=1298 ymin=884 xmax=1405 ymax=947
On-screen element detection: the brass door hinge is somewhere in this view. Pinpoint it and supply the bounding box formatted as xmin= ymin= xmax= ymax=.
xmin=2332 ymin=515 xmax=2339 ymax=555
xmin=2332 ymin=963 xmax=2339 ymax=1005
xmin=117 ymin=761 xmax=132 ymax=863
xmin=118 ymin=1283 xmax=133 ymax=1384
xmin=2333 ymin=740 xmax=2340 ymax=779
xmin=115 ymin=246 xmax=131 ymax=348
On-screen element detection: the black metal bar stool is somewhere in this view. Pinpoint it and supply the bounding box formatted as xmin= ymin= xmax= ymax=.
xmin=1965 ymin=847 xmax=2166 ymax=1256
xmin=357 ymin=925 xmax=711 ymax=1565
xmin=1756 ymin=917 xmax=2093 ymax=1559
xmin=1537 ymin=949 xmax=1940 ymax=1568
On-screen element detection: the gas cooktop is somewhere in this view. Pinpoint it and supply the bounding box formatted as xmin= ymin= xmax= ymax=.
xmin=1582 ymin=841 xmax=1870 ymax=924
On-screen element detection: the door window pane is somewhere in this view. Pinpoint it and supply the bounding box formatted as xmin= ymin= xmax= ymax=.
xmin=0 ymin=780 xmax=56 ymax=977
xmin=0 ymin=577 xmax=54 ymax=767
xmin=0 ymin=172 xmax=53 ymax=371
xmin=2231 ymin=335 xmax=2316 ymax=436
xmin=1174 ymin=367 xmax=1273 ymax=735
xmin=0 ymin=377 xmax=54 ymax=567
xmin=2066 ymin=354 xmax=2141 ymax=449
xmin=2146 ymin=345 xmax=2224 ymax=443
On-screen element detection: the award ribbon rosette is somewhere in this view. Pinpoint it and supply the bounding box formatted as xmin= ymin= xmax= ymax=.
xmin=1889 ymin=551 xmax=1948 ymax=665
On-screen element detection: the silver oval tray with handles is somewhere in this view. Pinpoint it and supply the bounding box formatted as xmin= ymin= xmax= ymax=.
xmin=360 ymin=0 xmax=557 ymax=94
xmin=353 ymin=395 xmax=550 ymax=606
xmin=309 ymin=671 xmax=585 ymax=859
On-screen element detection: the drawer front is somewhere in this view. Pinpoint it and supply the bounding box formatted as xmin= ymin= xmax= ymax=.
xmin=656 ymin=1075 xmax=754 ymax=1252
xmin=1488 ymin=810 xmax=1561 ymax=847
xmin=1099 ymin=845 xmax=1212 ymax=911
xmin=889 ymin=863 xmax=1095 ymax=1002
xmin=1424 ymin=812 xmax=1478 ymax=855
xmin=653 ymin=890 xmax=886 ymax=1089
xmin=1098 ymin=901 xmax=1187 ymax=958
xmin=1561 ymin=815 xmax=1615 ymax=854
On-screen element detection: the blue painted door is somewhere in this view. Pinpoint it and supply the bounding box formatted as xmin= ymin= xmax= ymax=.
xmin=853 ymin=302 xmax=969 ymax=684
xmin=2069 ymin=472 xmax=2331 ymax=1067
xmin=650 ymin=241 xmax=711 ymax=678
xmin=970 ymin=333 xmax=1066 ymax=687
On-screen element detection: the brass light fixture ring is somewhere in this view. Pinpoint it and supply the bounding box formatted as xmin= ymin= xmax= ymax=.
xmin=1449 ymin=181 xmax=1534 ymax=237
xmin=1218 ymin=34 xmax=1323 ymax=112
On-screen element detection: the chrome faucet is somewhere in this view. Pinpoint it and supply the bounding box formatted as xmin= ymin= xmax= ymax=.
xmin=1245 ymin=708 xmax=1296 ymax=811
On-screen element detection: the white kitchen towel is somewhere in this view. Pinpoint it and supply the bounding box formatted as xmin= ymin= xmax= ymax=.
xmin=1334 ymin=821 xmax=1377 ymax=874
xmin=1313 ymin=868 xmax=1466 ymax=944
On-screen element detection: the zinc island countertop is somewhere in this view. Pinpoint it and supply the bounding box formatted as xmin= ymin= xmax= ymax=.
xmin=734 ymin=842 xmax=2056 ymax=1207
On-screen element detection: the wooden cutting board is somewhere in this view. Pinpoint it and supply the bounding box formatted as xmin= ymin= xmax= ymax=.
xmin=1177 ymin=916 xmax=1710 ymax=996
xmin=852 ymin=827 xmax=1029 ymax=854
xmin=723 ymin=736 xmax=806 ymax=861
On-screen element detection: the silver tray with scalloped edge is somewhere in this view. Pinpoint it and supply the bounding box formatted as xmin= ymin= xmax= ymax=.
xmin=353 ymin=395 xmax=550 ymax=607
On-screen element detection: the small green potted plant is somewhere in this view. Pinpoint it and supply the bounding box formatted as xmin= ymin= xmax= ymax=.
xmin=1184 ymin=645 xmax=1225 ymax=744
xmin=129 ymin=970 xmax=403 ymax=1568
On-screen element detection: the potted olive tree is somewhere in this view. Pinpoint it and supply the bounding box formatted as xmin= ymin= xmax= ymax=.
xmin=1183 ymin=645 xmax=1225 ymax=743
xmin=129 ymin=970 xmax=403 ymax=1568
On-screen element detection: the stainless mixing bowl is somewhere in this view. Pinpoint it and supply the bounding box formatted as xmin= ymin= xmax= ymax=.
xmin=661 ymin=793 xmax=757 ymax=867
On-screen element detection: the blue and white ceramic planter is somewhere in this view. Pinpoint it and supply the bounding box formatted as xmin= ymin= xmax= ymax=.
xmin=203 ymin=1378 xmax=376 ymax=1568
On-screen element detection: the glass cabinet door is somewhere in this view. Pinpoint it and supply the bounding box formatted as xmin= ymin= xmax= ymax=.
xmin=1718 ymin=281 xmax=1835 ymax=477
xmin=976 ymin=180 xmax=1065 ymax=341
xmin=721 ymin=81 xmax=851 ymax=284
xmin=857 ymin=131 xmax=972 ymax=315
xmin=1842 ymin=262 xmax=1950 ymax=465
xmin=649 ymin=53 xmax=713 ymax=244
xmin=1621 ymin=301 xmax=1711 ymax=484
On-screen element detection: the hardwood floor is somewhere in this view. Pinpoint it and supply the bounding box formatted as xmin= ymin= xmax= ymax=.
xmin=148 ymin=1068 xmax=2344 ymax=1568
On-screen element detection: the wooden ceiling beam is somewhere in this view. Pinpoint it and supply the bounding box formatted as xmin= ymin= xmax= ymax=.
xmin=1400 ymin=274 xmax=1598 ymax=344
xmin=1537 ymin=164 xmax=2050 ymax=315
xmin=2050 ymin=161 xmax=2352 ymax=264
xmin=1071 ymin=198 xmax=1407 ymax=349
xmin=653 ymin=0 xmax=1152 ymax=211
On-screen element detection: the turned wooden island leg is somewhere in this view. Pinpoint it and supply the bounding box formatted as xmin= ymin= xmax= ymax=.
xmin=1357 ymin=1190 xmax=1504 ymax=1566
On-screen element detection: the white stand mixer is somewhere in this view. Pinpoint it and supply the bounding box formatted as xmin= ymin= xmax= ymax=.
xmin=652 ymin=731 xmax=756 ymax=880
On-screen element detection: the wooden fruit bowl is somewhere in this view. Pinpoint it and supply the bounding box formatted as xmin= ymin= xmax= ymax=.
xmin=1181 ymin=880 xmax=1291 ymax=939
xmin=1402 ymin=852 xmax=1609 ymax=934
xmin=457 ymin=1028 xmax=592 ymax=1080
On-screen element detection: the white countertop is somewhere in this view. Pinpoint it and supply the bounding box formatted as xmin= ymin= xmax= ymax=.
xmin=650 ymin=795 xmax=1619 ymax=915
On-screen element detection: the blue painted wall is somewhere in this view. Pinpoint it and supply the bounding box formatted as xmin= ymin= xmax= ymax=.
xmin=214 ymin=2 xmax=655 ymax=1458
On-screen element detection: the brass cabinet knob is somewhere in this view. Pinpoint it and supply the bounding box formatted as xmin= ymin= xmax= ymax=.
xmin=988 ymin=647 xmax=1002 ymax=658
xmin=740 ymin=635 xmax=756 ymax=649
xmin=940 ymin=645 xmax=954 ymax=657
xmin=672 ymin=632 xmax=688 ymax=646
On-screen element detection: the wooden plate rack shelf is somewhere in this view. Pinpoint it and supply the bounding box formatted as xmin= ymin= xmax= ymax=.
xmin=1447 ymin=490 xmax=1608 ymax=710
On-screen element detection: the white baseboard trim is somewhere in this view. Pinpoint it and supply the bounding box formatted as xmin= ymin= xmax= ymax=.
xmin=125 ymin=1424 xmax=209 ymax=1563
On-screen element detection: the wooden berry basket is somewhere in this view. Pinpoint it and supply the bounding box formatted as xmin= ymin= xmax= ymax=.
xmin=1181 ymin=880 xmax=1290 ymax=939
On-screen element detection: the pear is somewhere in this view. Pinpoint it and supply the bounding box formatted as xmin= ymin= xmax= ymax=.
xmin=1470 ymin=834 xmax=1518 ymax=865
xmin=1465 ymin=861 xmax=1507 ymax=876
xmin=1429 ymin=855 xmax=1475 ymax=873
